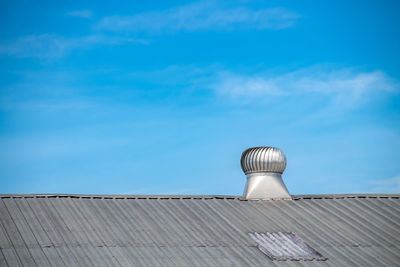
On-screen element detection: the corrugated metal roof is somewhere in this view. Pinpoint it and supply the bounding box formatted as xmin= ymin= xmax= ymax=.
xmin=0 ymin=194 xmax=399 ymax=266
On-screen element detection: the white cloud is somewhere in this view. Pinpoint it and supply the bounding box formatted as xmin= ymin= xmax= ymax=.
xmin=369 ymin=174 xmax=400 ymax=193
xmin=0 ymin=34 xmax=68 ymax=59
xmin=98 ymin=1 xmax=299 ymax=33
xmin=0 ymin=34 xmax=147 ymax=59
xmin=0 ymin=2 xmax=298 ymax=59
xmin=214 ymin=72 xmax=285 ymax=97
xmin=0 ymin=99 xmax=94 ymax=111
xmin=66 ymin=10 xmax=93 ymax=19
xmin=213 ymin=67 xmax=399 ymax=105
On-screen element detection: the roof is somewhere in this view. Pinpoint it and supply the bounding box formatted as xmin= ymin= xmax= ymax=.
xmin=1 ymin=194 xmax=399 ymax=266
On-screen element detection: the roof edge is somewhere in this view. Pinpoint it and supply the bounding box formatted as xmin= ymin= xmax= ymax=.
xmin=0 ymin=194 xmax=240 ymax=200
xmin=292 ymin=193 xmax=400 ymax=199
xmin=0 ymin=193 xmax=399 ymax=200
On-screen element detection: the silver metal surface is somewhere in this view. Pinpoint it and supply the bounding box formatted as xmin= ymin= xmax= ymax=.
xmin=248 ymin=232 xmax=327 ymax=261
xmin=241 ymin=146 xmax=287 ymax=174
xmin=241 ymin=146 xmax=290 ymax=199
xmin=243 ymin=172 xmax=291 ymax=200
xmin=0 ymin=194 xmax=399 ymax=266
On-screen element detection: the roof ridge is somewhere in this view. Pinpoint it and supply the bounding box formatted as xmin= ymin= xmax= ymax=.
xmin=0 ymin=193 xmax=399 ymax=200
xmin=0 ymin=194 xmax=240 ymax=200
xmin=292 ymin=193 xmax=400 ymax=200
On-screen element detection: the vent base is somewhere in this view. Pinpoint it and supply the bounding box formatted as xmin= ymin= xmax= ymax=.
xmin=243 ymin=172 xmax=291 ymax=200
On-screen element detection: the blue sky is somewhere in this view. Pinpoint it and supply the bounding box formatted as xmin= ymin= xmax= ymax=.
xmin=0 ymin=0 xmax=399 ymax=195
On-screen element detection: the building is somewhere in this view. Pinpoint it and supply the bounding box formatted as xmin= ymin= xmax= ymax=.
xmin=1 ymin=147 xmax=399 ymax=266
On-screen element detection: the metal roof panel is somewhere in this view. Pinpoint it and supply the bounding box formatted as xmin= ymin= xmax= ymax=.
xmin=0 ymin=194 xmax=399 ymax=266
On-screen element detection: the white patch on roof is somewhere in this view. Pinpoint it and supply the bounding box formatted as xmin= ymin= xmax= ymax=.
xmin=249 ymin=232 xmax=327 ymax=261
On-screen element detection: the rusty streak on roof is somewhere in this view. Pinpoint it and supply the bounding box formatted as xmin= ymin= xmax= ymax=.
xmin=0 ymin=194 xmax=399 ymax=266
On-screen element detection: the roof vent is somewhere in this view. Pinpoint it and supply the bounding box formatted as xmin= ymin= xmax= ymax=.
xmin=241 ymin=146 xmax=291 ymax=200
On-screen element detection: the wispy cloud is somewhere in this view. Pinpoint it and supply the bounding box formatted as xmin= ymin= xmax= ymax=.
xmin=98 ymin=1 xmax=300 ymax=33
xmin=369 ymin=174 xmax=400 ymax=193
xmin=213 ymin=67 xmax=399 ymax=106
xmin=66 ymin=10 xmax=93 ymax=19
xmin=0 ymin=1 xmax=298 ymax=59
xmin=0 ymin=99 xmax=94 ymax=111
xmin=0 ymin=34 xmax=147 ymax=59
